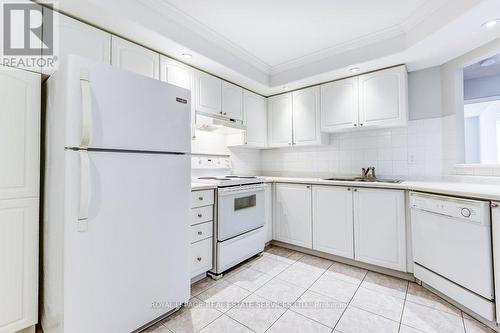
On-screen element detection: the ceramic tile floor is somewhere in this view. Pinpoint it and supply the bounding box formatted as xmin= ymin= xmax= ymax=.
xmin=145 ymin=245 xmax=496 ymax=333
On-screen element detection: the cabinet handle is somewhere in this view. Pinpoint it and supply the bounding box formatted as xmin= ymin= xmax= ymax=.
xmin=306 ymin=185 xmax=310 ymax=189
xmin=197 ymin=213 xmax=203 ymax=218
xmin=347 ymin=188 xmax=351 ymax=191
xmin=197 ymin=231 xmax=203 ymax=235
xmin=198 ymin=197 xmax=204 ymax=201
xmin=223 ymin=112 xmax=227 ymax=115
xmin=492 ymin=203 xmax=499 ymax=208
xmin=360 ymin=123 xmax=364 ymax=127
xmin=197 ymin=257 xmax=202 ymax=262
xmin=353 ymin=188 xmax=358 ymax=192
xmin=353 ymin=123 xmax=357 ymax=127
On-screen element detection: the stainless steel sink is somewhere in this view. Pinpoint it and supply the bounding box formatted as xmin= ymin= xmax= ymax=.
xmin=323 ymin=177 xmax=402 ymax=184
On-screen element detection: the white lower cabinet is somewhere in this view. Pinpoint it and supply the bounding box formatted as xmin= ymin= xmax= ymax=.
xmin=190 ymin=189 xmax=214 ymax=278
xmin=312 ymin=186 xmax=354 ymax=259
xmin=0 ymin=198 xmax=38 ymax=333
xmin=274 ymin=183 xmax=312 ymax=248
xmin=353 ymin=188 xmax=406 ymax=271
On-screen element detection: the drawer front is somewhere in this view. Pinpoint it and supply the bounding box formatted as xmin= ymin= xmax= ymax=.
xmin=191 ymin=190 xmax=214 ymax=208
xmin=191 ymin=206 xmax=213 ymax=225
xmin=191 ymin=238 xmax=213 ymax=277
xmin=190 ymin=222 xmax=213 ymax=243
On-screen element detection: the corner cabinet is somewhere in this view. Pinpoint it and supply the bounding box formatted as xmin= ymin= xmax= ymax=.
xmin=268 ymin=88 xmax=326 ymax=148
xmin=268 ymin=93 xmax=293 ymax=147
xmin=358 ymin=66 xmax=408 ymax=128
xmin=353 ymin=188 xmax=406 ymax=271
xmin=0 ymin=67 xmax=40 ymax=333
xmin=111 ymin=36 xmax=160 ymax=79
xmin=320 ymin=66 xmax=408 ymax=132
xmin=274 ymin=183 xmax=312 ymax=248
xmin=243 ymin=91 xmax=267 ymax=148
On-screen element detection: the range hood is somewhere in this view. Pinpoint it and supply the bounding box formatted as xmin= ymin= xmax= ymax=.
xmin=195 ymin=112 xmax=246 ymax=132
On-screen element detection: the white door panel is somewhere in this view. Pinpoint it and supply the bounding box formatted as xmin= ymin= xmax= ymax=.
xmin=321 ymin=77 xmax=358 ymax=131
xmin=51 ymin=56 xmax=190 ymax=152
xmin=0 ymin=198 xmax=38 ymax=333
xmin=64 ymin=150 xmax=190 ymax=333
xmin=0 ymin=68 xmax=40 ymax=199
xmin=268 ymin=94 xmax=292 ymax=147
xmin=195 ymin=71 xmax=221 ymax=115
xmin=274 ymin=183 xmax=312 ymax=248
xmin=244 ymin=91 xmax=267 ymax=147
xmin=354 ymin=188 xmax=406 ymax=271
xmin=312 ymin=186 xmax=354 ymax=259
xmin=292 ymin=87 xmax=322 ymax=146
xmin=111 ymin=36 xmax=159 ymax=79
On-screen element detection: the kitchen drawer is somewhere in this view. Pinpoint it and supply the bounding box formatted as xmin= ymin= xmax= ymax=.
xmin=191 ymin=238 xmax=213 ymax=277
xmin=190 ymin=221 xmax=213 ymax=243
xmin=191 ymin=190 xmax=214 ymax=208
xmin=191 ymin=206 xmax=213 ymax=225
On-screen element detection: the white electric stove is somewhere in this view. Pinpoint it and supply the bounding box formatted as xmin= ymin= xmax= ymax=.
xmin=195 ymin=175 xmax=266 ymax=187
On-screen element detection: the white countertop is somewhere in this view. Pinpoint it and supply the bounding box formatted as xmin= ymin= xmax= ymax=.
xmin=262 ymin=176 xmax=500 ymax=201
xmin=191 ymin=182 xmax=217 ymax=191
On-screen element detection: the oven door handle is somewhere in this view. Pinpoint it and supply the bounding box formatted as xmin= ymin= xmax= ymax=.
xmin=218 ymin=186 xmax=266 ymax=197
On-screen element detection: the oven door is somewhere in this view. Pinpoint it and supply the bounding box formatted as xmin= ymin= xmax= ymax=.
xmin=218 ymin=184 xmax=265 ymax=241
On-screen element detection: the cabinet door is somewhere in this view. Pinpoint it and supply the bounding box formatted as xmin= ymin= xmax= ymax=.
xmin=274 ymin=183 xmax=312 ymax=248
xmin=160 ymin=56 xmax=195 ymax=138
xmin=321 ymin=77 xmax=358 ymax=131
xmin=353 ymin=188 xmax=406 ymax=271
xmin=0 ymin=68 xmax=40 ymax=200
xmin=268 ymin=93 xmax=293 ymax=147
xmin=0 ymin=198 xmax=38 ymax=333
xmin=244 ymin=90 xmax=267 ymax=148
xmin=221 ymin=81 xmax=243 ymax=121
xmin=492 ymin=202 xmax=500 ymax=322
xmin=312 ymin=186 xmax=354 ymax=259
xmin=195 ymin=71 xmax=222 ymax=116
xmin=43 ymin=10 xmax=111 ymax=75
xmin=358 ymin=66 xmax=408 ymax=128
xmin=292 ymin=86 xmax=323 ymax=146
xmin=264 ymin=183 xmax=273 ymax=243
xmin=111 ymin=36 xmax=159 ymax=79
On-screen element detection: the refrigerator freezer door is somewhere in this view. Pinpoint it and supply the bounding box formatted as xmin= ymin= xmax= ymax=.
xmin=63 ymin=150 xmax=190 ymax=333
xmin=55 ymin=55 xmax=191 ymax=153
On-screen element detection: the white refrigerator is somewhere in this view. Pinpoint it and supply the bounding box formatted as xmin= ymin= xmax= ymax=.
xmin=42 ymin=55 xmax=191 ymax=333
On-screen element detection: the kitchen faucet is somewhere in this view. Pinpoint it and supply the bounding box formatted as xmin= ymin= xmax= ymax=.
xmin=362 ymin=167 xmax=376 ymax=179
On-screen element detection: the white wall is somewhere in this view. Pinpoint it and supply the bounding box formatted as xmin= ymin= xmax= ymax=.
xmin=479 ymin=105 xmax=498 ymax=163
xmin=408 ymin=67 xmax=443 ymax=120
xmin=464 ymin=75 xmax=500 ymax=101
xmin=464 ymin=116 xmax=480 ymax=163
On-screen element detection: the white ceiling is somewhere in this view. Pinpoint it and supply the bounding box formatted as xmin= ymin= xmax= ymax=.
xmin=47 ymin=0 xmax=500 ymax=95
xmin=159 ymin=0 xmax=428 ymax=70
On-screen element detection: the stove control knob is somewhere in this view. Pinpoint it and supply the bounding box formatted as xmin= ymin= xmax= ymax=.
xmin=461 ymin=208 xmax=471 ymax=218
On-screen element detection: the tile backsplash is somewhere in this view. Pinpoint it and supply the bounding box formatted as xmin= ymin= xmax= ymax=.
xmin=260 ymin=116 xmax=456 ymax=179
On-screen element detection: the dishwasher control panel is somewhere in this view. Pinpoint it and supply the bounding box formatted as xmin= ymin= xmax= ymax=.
xmin=410 ymin=192 xmax=490 ymax=225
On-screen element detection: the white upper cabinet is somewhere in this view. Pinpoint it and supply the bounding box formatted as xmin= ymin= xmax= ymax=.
xmin=0 ymin=198 xmax=38 ymax=333
xmin=312 ymin=186 xmax=354 ymax=259
xmin=243 ymin=90 xmax=267 ymax=148
xmin=268 ymin=93 xmax=293 ymax=147
xmin=111 ymin=36 xmax=159 ymax=79
xmin=195 ymin=71 xmax=222 ymax=116
xmin=358 ymin=66 xmax=408 ymax=128
xmin=292 ymin=86 xmax=325 ymax=146
xmin=321 ymin=77 xmax=359 ymax=131
xmin=274 ymin=183 xmax=312 ymax=249
xmin=0 ymin=68 xmax=40 ymax=200
xmin=159 ymin=56 xmax=195 ymax=137
xmin=353 ymin=188 xmax=406 ymax=271
xmin=221 ymin=81 xmax=243 ymax=121
xmin=43 ymin=10 xmax=111 ymax=75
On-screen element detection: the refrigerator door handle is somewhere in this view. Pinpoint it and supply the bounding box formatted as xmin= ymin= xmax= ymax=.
xmin=80 ymin=70 xmax=92 ymax=148
xmin=77 ymin=150 xmax=91 ymax=232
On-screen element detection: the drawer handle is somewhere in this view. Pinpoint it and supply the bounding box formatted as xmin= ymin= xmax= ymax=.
xmin=197 ymin=213 xmax=203 ymax=218
xmin=198 ymin=197 xmax=204 ymax=201
xmin=197 ymin=257 xmax=202 ymax=262
xmin=197 ymin=231 xmax=203 ymax=235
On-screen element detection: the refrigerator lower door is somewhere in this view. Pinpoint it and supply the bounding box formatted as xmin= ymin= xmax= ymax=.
xmin=50 ymin=55 xmax=191 ymax=153
xmin=64 ymin=150 xmax=190 ymax=333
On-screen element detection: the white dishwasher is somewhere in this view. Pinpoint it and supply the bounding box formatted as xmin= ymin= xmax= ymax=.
xmin=409 ymin=192 xmax=494 ymax=321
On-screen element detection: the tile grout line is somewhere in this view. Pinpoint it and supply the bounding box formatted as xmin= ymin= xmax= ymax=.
xmin=331 ymin=269 xmax=368 ymax=333
xmin=397 ymin=280 xmax=409 ymax=333
xmin=262 ymin=257 xmax=335 ymax=332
